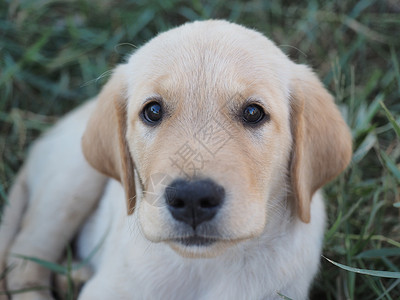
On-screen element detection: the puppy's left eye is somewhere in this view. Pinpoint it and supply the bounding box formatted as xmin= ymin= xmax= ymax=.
xmin=142 ymin=102 xmax=163 ymax=124
xmin=242 ymin=104 xmax=266 ymax=124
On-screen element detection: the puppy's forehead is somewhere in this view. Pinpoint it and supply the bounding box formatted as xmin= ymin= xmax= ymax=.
xmin=126 ymin=20 xmax=292 ymax=108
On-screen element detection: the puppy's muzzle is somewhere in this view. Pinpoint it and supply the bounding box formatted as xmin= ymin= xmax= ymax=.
xmin=165 ymin=179 xmax=225 ymax=230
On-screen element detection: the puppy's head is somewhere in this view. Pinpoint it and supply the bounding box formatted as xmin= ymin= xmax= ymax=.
xmin=82 ymin=20 xmax=352 ymax=258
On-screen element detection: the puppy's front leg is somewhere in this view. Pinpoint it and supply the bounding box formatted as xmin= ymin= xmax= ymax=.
xmin=0 ymin=100 xmax=107 ymax=299
xmin=0 ymin=168 xmax=29 ymax=300
xmin=5 ymin=168 xmax=106 ymax=300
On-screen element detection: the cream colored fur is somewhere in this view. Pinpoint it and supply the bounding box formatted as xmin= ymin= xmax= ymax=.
xmin=0 ymin=20 xmax=352 ymax=300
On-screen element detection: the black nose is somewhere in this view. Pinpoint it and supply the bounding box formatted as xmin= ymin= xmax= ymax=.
xmin=165 ymin=179 xmax=225 ymax=229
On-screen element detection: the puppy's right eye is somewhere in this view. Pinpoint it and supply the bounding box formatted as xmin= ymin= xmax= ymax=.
xmin=142 ymin=102 xmax=162 ymax=124
xmin=242 ymin=104 xmax=267 ymax=124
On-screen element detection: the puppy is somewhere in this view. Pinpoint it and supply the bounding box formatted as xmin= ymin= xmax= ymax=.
xmin=0 ymin=20 xmax=352 ymax=300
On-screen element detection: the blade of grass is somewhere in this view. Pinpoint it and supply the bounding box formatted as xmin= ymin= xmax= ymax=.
xmin=380 ymin=101 xmax=400 ymax=138
xmin=277 ymin=292 xmax=294 ymax=300
xmin=356 ymin=248 xmax=400 ymax=259
xmin=325 ymin=211 xmax=342 ymax=242
xmin=380 ymin=150 xmax=400 ymax=181
xmin=391 ymin=47 xmax=400 ymax=94
xmin=352 ymin=132 xmax=377 ymax=164
xmin=324 ymin=257 xmax=400 ymax=279
xmin=375 ymin=279 xmax=400 ymax=300
xmin=0 ymin=286 xmax=49 ymax=295
xmin=11 ymin=254 xmax=67 ymax=274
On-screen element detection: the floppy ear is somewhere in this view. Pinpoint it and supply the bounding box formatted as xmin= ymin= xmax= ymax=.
xmin=82 ymin=65 xmax=136 ymax=214
xmin=290 ymin=64 xmax=352 ymax=223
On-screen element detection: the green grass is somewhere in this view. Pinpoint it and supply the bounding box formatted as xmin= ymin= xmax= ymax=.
xmin=1 ymin=0 xmax=399 ymax=299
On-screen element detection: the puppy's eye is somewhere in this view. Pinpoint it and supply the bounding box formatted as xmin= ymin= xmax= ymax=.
xmin=142 ymin=102 xmax=162 ymax=124
xmin=242 ymin=104 xmax=265 ymax=124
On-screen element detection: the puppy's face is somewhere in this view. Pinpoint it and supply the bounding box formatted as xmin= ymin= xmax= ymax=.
xmin=82 ymin=21 xmax=352 ymax=258
xmin=126 ymin=27 xmax=292 ymax=257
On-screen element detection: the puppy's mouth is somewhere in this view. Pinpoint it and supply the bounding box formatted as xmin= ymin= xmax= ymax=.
xmin=173 ymin=235 xmax=217 ymax=247
xmin=167 ymin=235 xmax=240 ymax=258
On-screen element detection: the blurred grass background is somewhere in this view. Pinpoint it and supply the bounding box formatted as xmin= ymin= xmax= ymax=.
xmin=0 ymin=0 xmax=399 ymax=299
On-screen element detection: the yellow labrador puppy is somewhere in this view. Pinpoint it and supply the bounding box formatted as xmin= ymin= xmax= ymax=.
xmin=0 ymin=20 xmax=352 ymax=300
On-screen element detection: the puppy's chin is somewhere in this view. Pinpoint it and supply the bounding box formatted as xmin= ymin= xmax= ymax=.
xmin=166 ymin=238 xmax=238 ymax=259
